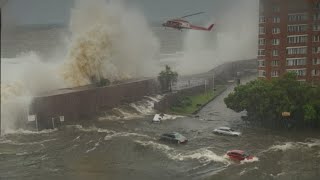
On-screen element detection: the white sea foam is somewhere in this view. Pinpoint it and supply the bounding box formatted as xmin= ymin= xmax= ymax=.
xmin=269 ymin=142 xmax=296 ymax=152
xmin=268 ymin=139 xmax=320 ymax=152
xmin=0 ymin=138 xmax=57 ymax=146
xmin=3 ymin=128 xmax=58 ymax=135
xmin=240 ymin=156 xmax=259 ymax=164
xmin=104 ymin=132 xmax=149 ymax=141
xmin=171 ymin=148 xmax=230 ymax=164
xmin=69 ymin=125 xmax=115 ymax=134
xmin=134 ymin=140 xmax=229 ymax=164
xmin=130 ymin=100 xmax=155 ymax=115
xmin=99 ymin=96 xmax=163 ymax=121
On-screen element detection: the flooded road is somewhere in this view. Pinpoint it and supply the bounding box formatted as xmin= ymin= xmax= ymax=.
xmin=1 ymin=85 xmax=320 ymax=180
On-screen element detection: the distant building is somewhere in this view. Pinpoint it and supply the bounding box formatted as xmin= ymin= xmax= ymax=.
xmin=258 ymin=0 xmax=320 ymax=84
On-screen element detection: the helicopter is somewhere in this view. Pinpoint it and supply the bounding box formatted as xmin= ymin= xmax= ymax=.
xmin=162 ymin=12 xmax=214 ymax=31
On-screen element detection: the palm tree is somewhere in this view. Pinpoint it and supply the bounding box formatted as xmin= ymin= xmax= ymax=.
xmin=158 ymin=65 xmax=178 ymax=92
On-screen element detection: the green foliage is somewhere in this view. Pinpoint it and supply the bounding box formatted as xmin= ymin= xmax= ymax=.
xmin=171 ymin=85 xmax=227 ymax=115
xmin=174 ymin=96 xmax=192 ymax=107
xmin=158 ymin=65 xmax=178 ymax=92
xmin=224 ymin=72 xmax=320 ymax=128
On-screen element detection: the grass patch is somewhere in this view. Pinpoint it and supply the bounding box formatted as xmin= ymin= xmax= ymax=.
xmin=170 ymin=85 xmax=226 ymax=115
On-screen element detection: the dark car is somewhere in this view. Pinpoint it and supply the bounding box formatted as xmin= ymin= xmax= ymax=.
xmin=160 ymin=132 xmax=188 ymax=144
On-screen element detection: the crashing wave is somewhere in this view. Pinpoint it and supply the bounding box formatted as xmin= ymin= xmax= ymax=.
xmin=134 ymin=140 xmax=229 ymax=164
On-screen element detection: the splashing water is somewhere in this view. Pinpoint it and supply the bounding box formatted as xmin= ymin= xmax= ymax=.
xmin=134 ymin=140 xmax=229 ymax=164
xmin=62 ymin=0 xmax=160 ymax=86
xmin=240 ymin=157 xmax=259 ymax=164
xmin=1 ymin=52 xmax=66 ymax=134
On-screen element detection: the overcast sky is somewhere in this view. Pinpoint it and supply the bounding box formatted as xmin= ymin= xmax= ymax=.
xmin=2 ymin=0 xmax=250 ymax=26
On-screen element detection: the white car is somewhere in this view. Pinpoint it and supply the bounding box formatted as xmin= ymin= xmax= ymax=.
xmin=213 ymin=127 xmax=241 ymax=136
xmin=152 ymin=114 xmax=163 ymax=123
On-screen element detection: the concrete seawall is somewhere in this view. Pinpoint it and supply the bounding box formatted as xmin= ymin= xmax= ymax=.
xmin=29 ymin=79 xmax=159 ymax=129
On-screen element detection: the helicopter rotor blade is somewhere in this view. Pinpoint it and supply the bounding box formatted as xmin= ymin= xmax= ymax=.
xmin=180 ymin=12 xmax=205 ymax=19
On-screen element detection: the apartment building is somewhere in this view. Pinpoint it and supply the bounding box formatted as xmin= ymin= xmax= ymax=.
xmin=258 ymin=0 xmax=320 ymax=83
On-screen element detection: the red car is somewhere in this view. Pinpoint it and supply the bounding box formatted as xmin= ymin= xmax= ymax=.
xmin=226 ymin=150 xmax=254 ymax=161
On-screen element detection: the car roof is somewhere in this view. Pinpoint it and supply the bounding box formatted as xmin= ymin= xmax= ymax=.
xmin=163 ymin=132 xmax=180 ymax=136
xmin=218 ymin=127 xmax=231 ymax=130
xmin=227 ymin=150 xmax=245 ymax=154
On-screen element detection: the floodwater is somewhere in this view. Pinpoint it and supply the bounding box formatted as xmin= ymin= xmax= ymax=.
xmin=1 ymin=85 xmax=319 ymax=180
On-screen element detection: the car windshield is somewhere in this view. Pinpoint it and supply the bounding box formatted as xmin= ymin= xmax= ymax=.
xmin=242 ymin=153 xmax=249 ymax=157
xmin=173 ymin=133 xmax=183 ymax=139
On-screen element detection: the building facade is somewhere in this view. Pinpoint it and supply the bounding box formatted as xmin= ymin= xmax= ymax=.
xmin=258 ymin=0 xmax=320 ymax=84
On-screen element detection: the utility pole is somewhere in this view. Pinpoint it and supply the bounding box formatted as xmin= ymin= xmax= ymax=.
xmin=212 ymin=73 xmax=215 ymax=91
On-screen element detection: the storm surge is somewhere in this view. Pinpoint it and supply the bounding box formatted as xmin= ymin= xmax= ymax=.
xmin=1 ymin=0 xmax=160 ymax=134
xmin=1 ymin=52 xmax=65 ymax=134
xmin=62 ymin=0 xmax=160 ymax=86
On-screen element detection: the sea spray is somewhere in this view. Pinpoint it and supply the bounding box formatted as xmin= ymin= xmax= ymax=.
xmin=63 ymin=0 xmax=160 ymax=87
xmin=1 ymin=52 xmax=66 ymax=134
xmin=1 ymin=84 xmax=31 ymax=134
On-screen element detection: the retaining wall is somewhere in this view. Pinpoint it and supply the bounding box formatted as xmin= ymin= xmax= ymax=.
xmin=29 ymin=79 xmax=159 ymax=129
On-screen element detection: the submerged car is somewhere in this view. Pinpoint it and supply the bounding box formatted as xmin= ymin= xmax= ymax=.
xmin=226 ymin=150 xmax=254 ymax=161
xmin=152 ymin=114 xmax=163 ymax=123
xmin=213 ymin=127 xmax=241 ymax=136
xmin=160 ymin=132 xmax=188 ymax=144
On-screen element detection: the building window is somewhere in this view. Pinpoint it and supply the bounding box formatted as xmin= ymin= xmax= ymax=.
xmin=258 ymin=70 xmax=266 ymax=77
xmin=312 ymin=47 xmax=320 ymax=54
xmin=313 ymin=24 xmax=320 ymax=31
xmin=316 ymin=2 xmax=320 ymax=9
xmin=272 ymin=27 xmax=280 ymax=34
xmin=273 ymin=6 xmax=280 ymax=13
xmin=259 ymin=26 xmax=266 ymax=34
xmin=286 ymin=58 xmax=306 ymax=66
xmin=271 ymin=60 xmax=279 ymax=67
xmin=272 ymin=39 xmax=280 ymax=45
xmin=287 ymin=35 xmax=308 ymax=44
xmin=286 ymin=69 xmax=306 ymax=76
xmin=272 ymin=49 xmax=279 ymax=56
xmin=314 ymin=13 xmax=320 ymax=21
xmin=313 ymin=58 xmax=320 ymax=65
xmin=258 ymin=49 xmax=265 ymax=56
xmin=258 ymin=60 xmax=265 ymax=67
xmin=273 ymin=17 xmax=280 ymax=23
xmin=271 ymin=70 xmax=279 ymax=77
xmin=259 ymin=38 xmax=266 ymax=46
xmin=287 ymin=46 xmax=307 ymax=55
xmin=288 ymin=24 xmax=308 ymax=33
xmin=312 ymin=69 xmax=320 ymax=76
xmin=313 ymin=35 xmax=320 ymax=42
xmin=289 ymin=13 xmax=308 ymax=22
xmin=259 ymin=16 xmax=266 ymax=23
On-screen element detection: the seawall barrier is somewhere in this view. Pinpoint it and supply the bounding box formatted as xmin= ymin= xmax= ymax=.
xmin=29 ymin=79 xmax=159 ymax=129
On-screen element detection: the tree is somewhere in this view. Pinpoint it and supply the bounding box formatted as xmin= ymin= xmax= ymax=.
xmin=224 ymin=72 xmax=320 ymax=129
xmin=158 ymin=65 xmax=178 ymax=92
